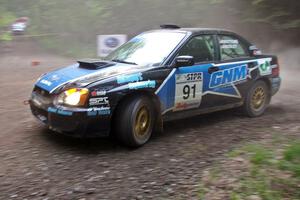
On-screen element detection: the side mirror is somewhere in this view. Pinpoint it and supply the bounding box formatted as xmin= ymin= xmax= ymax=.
xmin=174 ymin=56 xmax=194 ymax=67
xmin=249 ymin=46 xmax=262 ymax=56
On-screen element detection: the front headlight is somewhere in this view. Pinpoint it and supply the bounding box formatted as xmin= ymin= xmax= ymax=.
xmin=55 ymin=88 xmax=89 ymax=106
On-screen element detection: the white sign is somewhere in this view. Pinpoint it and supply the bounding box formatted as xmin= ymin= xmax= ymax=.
xmin=97 ymin=34 xmax=127 ymax=57
xmin=174 ymin=72 xmax=203 ymax=111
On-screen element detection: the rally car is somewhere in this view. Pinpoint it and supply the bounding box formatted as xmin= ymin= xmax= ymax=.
xmin=11 ymin=17 xmax=29 ymax=35
xmin=30 ymin=25 xmax=281 ymax=147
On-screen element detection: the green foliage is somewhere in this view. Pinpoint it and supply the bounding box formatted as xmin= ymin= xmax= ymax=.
xmin=209 ymin=0 xmax=224 ymax=4
xmin=238 ymin=0 xmax=300 ymax=30
xmin=0 ymin=7 xmax=16 ymax=43
xmin=0 ymin=11 xmax=16 ymax=28
xmin=238 ymin=141 xmax=300 ymax=199
xmin=248 ymin=146 xmax=272 ymax=165
xmin=229 ymin=144 xmax=273 ymax=165
xmin=200 ymin=137 xmax=300 ymax=200
xmin=0 ymin=32 xmax=12 ymax=41
xmin=279 ymin=141 xmax=300 ymax=177
xmin=197 ymin=184 xmax=206 ymax=200
xmin=230 ymin=192 xmax=241 ymax=200
xmin=241 ymin=176 xmax=281 ymax=200
xmin=0 ymin=0 xmax=299 ymax=56
xmin=284 ymin=141 xmax=300 ymax=161
xmin=227 ymin=147 xmax=244 ymax=157
xmin=252 ymin=0 xmax=264 ymax=5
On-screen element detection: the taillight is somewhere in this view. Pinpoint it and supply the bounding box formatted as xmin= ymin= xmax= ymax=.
xmin=271 ymin=57 xmax=280 ymax=76
xmin=272 ymin=67 xmax=280 ymax=76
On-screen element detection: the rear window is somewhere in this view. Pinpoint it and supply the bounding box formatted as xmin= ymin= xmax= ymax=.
xmin=218 ymin=35 xmax=249 ymax=61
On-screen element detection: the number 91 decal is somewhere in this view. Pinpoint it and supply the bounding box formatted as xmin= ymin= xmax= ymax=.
xmin=174 ymin=72 xmax=203 ymax=111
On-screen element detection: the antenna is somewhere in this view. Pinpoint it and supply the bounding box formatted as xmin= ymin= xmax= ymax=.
xmin=160 ymin=24 xmax=181 ymax=29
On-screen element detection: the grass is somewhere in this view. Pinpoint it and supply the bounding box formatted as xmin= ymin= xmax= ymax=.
xmin=199 ymin=136 xmax=300 ymax=200
xmin=228 ymin=144 xmax=273 ymax=165
xmin=230 ymin=192 xmax=242 ymax=200
xmin=244 ymin=144 xmax=273 ymax=165
xmin=284 ymin=141 xmax=300 ymax=161
xmin=279 ymin=141 xmax=300 ymax=177
xmin=239 ymin=168 xmax=281 ymax=200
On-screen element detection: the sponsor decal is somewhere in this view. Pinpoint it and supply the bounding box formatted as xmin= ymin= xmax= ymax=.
xmin=89 ymin=97 xmax=109 ymax=106
xmin=209 ymin=65 xmax=247 ymax=88
xmin=87 ymin=110 xmax=97 ymax=116
xmin=47 ymin=107 xmax=57 ymax=113
xmin=249 ymin=45 xmax=258 ymax=50
xmin=220 ymin=39 xmax=239 ymax=49
xmin=87 ymin=107 xmax=111 ymax=116
xmin=98 ymin=109 xmax=111 ymax=115
xmin=174 ymin=72 xmax=203 ymax=111
xmin=47 ymin=107 xmax=73 ymax=116
xmin=221 ymin=44 xmax=238 ymax=49
xmin=57 ymin=110 xmax=73 ymax=116
xmin=220 ymin=40 xmax=239 ymax=44
xmin=50 ymin=74 xmax=60 ymax=81
xmin=117 ymin=73 xmax=143 ymax=84
xmin=175 ymin=102 xmax=200 ymax=110
xmin=40 ymin=79 xmax=52 ymax=86
xmin=174 ymin=102 xmax=189 ymax=110
xmin=157 ymin=58 xmax=277 ymax=114
xmin=128 ymin=80 xmax=156 ymax=90
xmin=258 ymin=59 xmax=272 ymax=76
xmin=91 ymin=90 xmax=107 ymax=97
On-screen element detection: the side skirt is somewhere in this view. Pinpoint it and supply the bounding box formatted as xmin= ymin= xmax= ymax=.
xmin=162 ymin=102 xmax=243 ymax=122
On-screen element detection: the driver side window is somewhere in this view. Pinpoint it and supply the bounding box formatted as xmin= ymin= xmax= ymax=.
xmin=177 ymin=35 xmax=215 ymax=64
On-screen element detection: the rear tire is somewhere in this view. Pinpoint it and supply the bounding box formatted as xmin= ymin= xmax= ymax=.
xmin=115 ymin=96 xmax=155 ymax=147
xmin=243 ymin=80 xmax=270 ymax=117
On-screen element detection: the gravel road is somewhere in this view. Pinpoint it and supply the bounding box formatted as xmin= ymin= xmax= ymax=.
xmin=0 ymin=39 xmax=299 ymax=200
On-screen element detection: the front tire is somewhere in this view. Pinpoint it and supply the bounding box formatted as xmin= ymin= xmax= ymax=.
xmin=115 ymin=96 xmax=155 ymax=147
xmin=243 ymin=80 xmax=270 ymax=117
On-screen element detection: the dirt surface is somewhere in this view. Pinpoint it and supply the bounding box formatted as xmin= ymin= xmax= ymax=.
xmin=0 ymin=39 xmax=299 ymax=200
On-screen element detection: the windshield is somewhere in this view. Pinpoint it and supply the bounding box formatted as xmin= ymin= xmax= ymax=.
xmin=106 ymin=32 xmax=186 ymax=66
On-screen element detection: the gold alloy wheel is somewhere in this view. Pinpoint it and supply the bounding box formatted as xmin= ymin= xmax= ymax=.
xmin=134 ymin=106 xmax=150 ymax=138
xmin=251 ymin=86 xmax=266 ymax=110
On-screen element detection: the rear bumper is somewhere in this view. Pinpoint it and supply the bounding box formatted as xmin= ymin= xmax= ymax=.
xmin=30 ymin=102 xmax=111 ymax=137
xmin=271 ymin=77 xmax=281 ymax=96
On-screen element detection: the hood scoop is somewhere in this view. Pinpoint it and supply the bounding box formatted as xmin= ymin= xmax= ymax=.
xmin=78 ymin=59 xmax=115 ymax=70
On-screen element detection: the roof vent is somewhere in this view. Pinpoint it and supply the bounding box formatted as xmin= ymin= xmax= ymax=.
xmin=78 ymin=59 xmax=114 ymax=70
xmin=160 ymin=24 xmax=181 ymax=29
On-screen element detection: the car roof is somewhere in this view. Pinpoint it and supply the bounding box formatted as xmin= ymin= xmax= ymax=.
xmin=148 ymin=27 xmax=239 ymax=36
xmin=145 ymin=27 xmax=252 ymax=46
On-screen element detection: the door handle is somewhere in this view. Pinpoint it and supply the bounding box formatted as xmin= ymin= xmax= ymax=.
xmin=208 ymin=66 xmax=219 ymax=74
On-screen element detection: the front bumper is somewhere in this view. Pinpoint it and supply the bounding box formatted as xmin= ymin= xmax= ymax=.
xmin=30 ymin=101 xmax=111 ymax=138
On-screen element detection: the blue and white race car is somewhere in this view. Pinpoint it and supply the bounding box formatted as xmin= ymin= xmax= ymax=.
xmin=30 ymin=25 xmax=281 ymax=147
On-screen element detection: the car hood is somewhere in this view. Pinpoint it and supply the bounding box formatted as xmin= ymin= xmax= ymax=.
xmin=35 ymin=61 xmax=154 ymax=93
